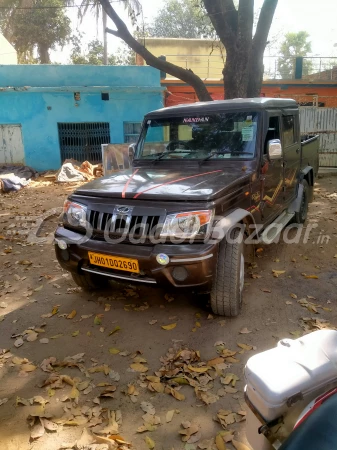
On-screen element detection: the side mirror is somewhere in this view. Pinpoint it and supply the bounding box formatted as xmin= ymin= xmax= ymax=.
xmin=128 ymin=143 xmax=136 ymax=162
xmin=267 ymin=139 xmax=282 ymax=160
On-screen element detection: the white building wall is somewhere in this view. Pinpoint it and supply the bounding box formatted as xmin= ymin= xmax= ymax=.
xmin=0 ymin=34 xmax=17 ymax=65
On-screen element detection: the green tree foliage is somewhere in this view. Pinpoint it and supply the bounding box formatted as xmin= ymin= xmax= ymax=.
xmin=149 ymin=0 xmax=215 ymax=39
xmin=0 ymin=0 xmax=71 ymax=63
xmin=71 ymin=38 xmax=116 ymax=65
xmin=278 ymin=31 xmax=312 ymax=79
xmin=70 ymin=37 xmax=135 ymax=65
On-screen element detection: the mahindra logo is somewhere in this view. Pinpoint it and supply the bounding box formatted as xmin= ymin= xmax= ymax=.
xmin=116 ymin=206 xmax=130 ymax=214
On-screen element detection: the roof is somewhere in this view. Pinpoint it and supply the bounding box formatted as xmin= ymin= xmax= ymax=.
xmin=146 ymin=97 xmax=298 ymax=118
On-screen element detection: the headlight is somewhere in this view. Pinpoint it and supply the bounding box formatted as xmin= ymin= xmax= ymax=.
xmin=160 ymin=210 xmax=214 ymax=239
xmin=63 ymin=200 xmax=87 ymax=228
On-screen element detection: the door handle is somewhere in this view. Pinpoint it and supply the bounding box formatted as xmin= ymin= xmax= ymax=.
xmin=296 ymin=148 xmax=300 ymax=154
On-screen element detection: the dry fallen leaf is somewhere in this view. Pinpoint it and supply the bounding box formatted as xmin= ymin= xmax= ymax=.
xmin=166 ymin=410 xmax=175 ymax=423
xmin=141 ymin=402 xmax=155 ymax=415
xmin=109 ymin=348 xmax=120 ymax=355
xmin=187 ymin=365 xmax=210 ymax=373
xmin=161 ymin=323 xmax=177 ymax=331
xmin=27 ymin=332 xmax=38 ymax=342
xmin=260 ymin=288 xmax=272 ymax=293
xmin=130 ymin=363 xmax=148 ymax=373
xmin=94 ymin=314 xmax=103 ymax=325
xmin=165 ymin=386 xmax=185 ymax=401
xmin=221 ymin=373 xmax=239 ymax=387
xmin=215 ymin=433 xmax=227 ymax=450
xmin=290 ymin=293 xmax=298 ymax=299
xmin=149 ymin=320 xmax=157 ymax=325
xmin=272 ymin=270 xmax=285 ymax=278
xmin=81 ymin=314 xmax=93 ymax=320
xmin=145 ymin=436 xmax=155 ymax=449
xmin=240 ymin=327 xmax=252 ymax=334
xmin=304 ymin=275 xmax=319 ymax=279
xmin=232 ymin=440 xmax=250 ymax=450
xmin=109 ymin=326 xmax=121 ymax=336
xmin=14 ymin=338 xmax=24 ymax=348
xmin=67 ymin=310 xmax=77 ymax=319
xmin=237 ymin=343 xmax=253 ymax=351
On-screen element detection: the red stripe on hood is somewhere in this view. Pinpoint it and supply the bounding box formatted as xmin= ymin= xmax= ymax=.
xmin=122 ymin=169 xmax=139 ymax=199
xmin=133 ymin=170 xmax=222 ymax=199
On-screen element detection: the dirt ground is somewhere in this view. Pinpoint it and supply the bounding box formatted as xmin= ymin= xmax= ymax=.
xmin=0 ymin=176 xmax=337 ymax=450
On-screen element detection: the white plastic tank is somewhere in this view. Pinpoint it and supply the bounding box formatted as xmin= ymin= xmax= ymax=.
xmin=245 ymin=330 xmax=337 ymax=450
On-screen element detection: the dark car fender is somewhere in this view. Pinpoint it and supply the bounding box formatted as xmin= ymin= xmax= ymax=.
xmin=211 ymin=208 xmax=258 ymax=242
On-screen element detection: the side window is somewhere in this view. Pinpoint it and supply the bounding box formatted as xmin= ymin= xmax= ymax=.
xmin=265 ymin=116 xmax=280 ymax=154
xmin=282 ymin=116 xmax=295 ymax=147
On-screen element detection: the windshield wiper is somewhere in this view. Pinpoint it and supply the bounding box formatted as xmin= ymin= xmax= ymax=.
xmin=151 ymin=150 xmax=195 ymax=164
xmin=199 ymin=151 xmax=253 ymax=165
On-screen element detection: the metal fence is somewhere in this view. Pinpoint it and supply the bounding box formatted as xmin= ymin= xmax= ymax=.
xmin=161 ymin=54 xmax=337 ymax=81
xmin=299 ymin=107 xmax=337 ymax=167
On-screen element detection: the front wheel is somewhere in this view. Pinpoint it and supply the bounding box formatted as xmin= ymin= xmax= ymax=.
xmin=210 ymin=228 xmax=244 ymax=317
xmin=71 ymin=272 xmax=109 ymax=290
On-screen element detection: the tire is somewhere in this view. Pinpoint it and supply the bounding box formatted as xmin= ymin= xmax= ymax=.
xmin=71 ymin=272 xmax=109 ymax=290
xmin=210 ymin=228 xmax=245 ymax=317
xmin=293 ymin=180 xmax=309 ymax=224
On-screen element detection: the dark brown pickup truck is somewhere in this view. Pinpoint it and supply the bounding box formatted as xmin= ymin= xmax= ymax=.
xmin=55 ymin=98 xmax=319 ymax=316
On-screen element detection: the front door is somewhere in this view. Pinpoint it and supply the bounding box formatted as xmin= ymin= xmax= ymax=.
xmin=0 ymin=124 xmax=24 ymax=164
xmin=259 ymin=114 xmax=284 ymax=223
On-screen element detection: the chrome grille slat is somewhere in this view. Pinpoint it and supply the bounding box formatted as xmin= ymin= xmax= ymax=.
xmin=88 ymin=209 xmax=161 ymax=240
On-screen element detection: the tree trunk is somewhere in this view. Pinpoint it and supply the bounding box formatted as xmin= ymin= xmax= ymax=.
xmin=223 ymin=47 xmax=252 ymax=99
xmin=247 ymin=48 xmax=264 ymax=97
xmin=38 ymin=44 xmax=51 ymax=64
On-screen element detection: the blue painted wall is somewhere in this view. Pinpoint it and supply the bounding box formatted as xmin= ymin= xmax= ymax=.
xmin=0 ymin=64 xmax=161 ymax=88
xmin=0 ymin=65 xmax=164 ymax=171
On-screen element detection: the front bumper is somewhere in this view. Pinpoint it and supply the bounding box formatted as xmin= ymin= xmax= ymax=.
xmin=54 ymin=226 xmax=218 ymax=289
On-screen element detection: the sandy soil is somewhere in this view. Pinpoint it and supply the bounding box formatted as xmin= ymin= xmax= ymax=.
xmin=0 ymin=176 xmax=337 ymax=450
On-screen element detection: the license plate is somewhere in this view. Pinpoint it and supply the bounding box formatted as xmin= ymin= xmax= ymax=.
xmin=88 ymin=252 xmax=139 ymax=273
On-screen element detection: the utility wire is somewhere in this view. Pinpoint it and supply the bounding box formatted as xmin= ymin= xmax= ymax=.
xmin=0 ymin=0 xmax=122 ymax=9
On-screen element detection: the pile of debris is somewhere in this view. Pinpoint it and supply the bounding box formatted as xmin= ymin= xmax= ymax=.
xmin=55 ymin=160 xmax=103 ymax=183
xmin=0 ymin=165 xmax=38 ymax=193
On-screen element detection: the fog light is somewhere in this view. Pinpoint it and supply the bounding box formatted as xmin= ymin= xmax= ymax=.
xmin=172 ymin=266 xmax=188 ymax=282
xmin=57 ymin=239 xmax=68 ymax=250
xmin=156 ymin=253 xmax=170 ymax=266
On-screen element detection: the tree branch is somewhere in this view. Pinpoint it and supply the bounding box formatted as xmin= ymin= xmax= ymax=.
xmin=203 ymin=0 xmax=238 ymax=46
xmin=238 ymin=0 xmax=254 ymax=46
xmin=253 ymin=0 xmax=278 ymax=50
xmin=99 ymin=0 xmax=213 ymax=101
xmin=106 ymin=27 xmax=120 ymax=38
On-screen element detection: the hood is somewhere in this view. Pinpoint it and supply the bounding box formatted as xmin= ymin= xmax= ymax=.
xmin=74 ymin=167 xmax=251 ymax=201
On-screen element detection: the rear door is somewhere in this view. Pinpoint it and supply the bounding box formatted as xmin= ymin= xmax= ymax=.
xmin=281 ymin=111 xmax=301 ymax=205
xmin=259 ymin=113 xmax=284 ymax=223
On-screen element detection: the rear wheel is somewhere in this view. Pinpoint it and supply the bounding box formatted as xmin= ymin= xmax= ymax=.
xmin=293 ymin=180 xmax=309 ymax=224
xmin=210 ymin=228 xmax=244 ymax=317
xmin=71 ymin=272 xmax=109 ymax=290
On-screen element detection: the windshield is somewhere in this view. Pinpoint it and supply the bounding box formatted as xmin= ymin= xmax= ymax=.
xmin=136 ymin=112 xmax=259 ymax=161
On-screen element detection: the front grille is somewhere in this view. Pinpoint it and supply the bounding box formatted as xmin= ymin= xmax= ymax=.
xmin=88 ymin=210 xmax=162 ymax=240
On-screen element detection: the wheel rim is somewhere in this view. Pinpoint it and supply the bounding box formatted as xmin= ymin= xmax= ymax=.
xmin=240 ymin=253 xmax=245 ymax=293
